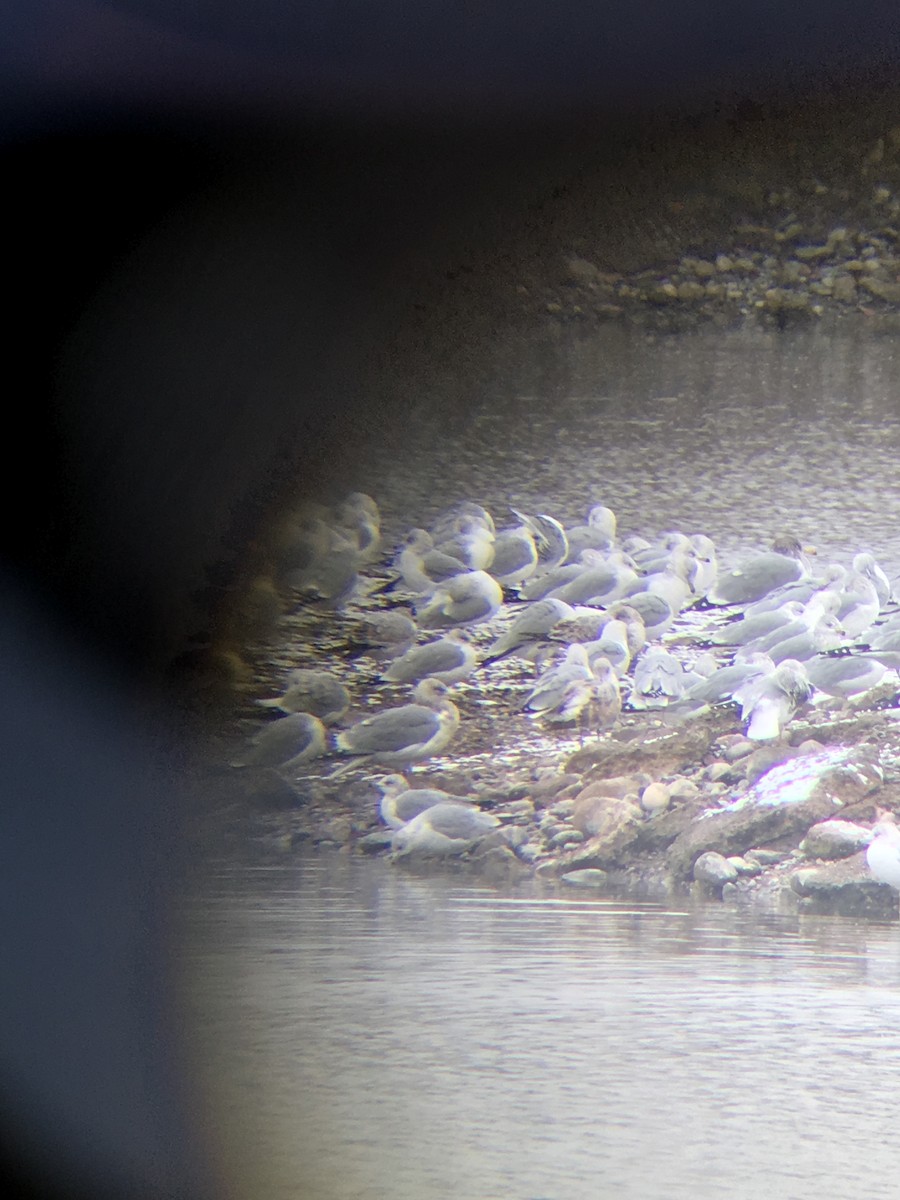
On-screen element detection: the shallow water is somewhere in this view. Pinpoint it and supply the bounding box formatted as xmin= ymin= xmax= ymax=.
xmin=187 ymin=323 xmax=900 ymax=1199
xmin=185 ymin=851 xmax=900 ymax=1200
xmin=353 ymin=324 xmax=900 ymax=575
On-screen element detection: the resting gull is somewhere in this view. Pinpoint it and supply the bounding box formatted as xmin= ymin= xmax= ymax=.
xmin=383 ymin=630 xmax=477 ymax=685
xmin=391 ymin=802 xmax=501 ymax=859
xmin=416 ymin=571 xmax=503 ymax=629
xmin=232 ymin=713 xmax=327 ymax=769
xmin=481 ymin=597 xmax=575 ymax=664
xmin=335 ymin=679 xmax=460 ymax=766
xmin=735 ymin=657 xmax=813 ymax=740
xmin=375 ymin=774 xmax=473 ymax=829
xmin=707 ymin=535 xmax=811 ymax=607
xmin=257 ymin=669 xmax=351 ymax=723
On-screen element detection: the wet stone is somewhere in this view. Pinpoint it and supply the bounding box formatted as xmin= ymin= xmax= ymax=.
xmin=745 ymin=847 xmax=789 ymax=865
xmin=668 ymin=777 xmax=701 ymax=802
xmin=726 ymin=856 xmax=762 ymax=876
xmin=693 ymin=851 xmax=739 ymax=887
xmin=721 ymin=736 xmax=754 ymax=763
xmin=790 ymin=855 xmax=898 ymax=918
xmin=550 ymin=829 xmax=585 ymax=848
xmin=640 ymin=782 xmax=671 ymax=815
xmin=560 ymin=868 xmax=609 ymax=889
xmin=800 ymin=819 xmax=872 ymax=860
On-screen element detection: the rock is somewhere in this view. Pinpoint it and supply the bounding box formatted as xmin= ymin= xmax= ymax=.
xmin=676 ymin=281 xmax=707 ymax=301
xmin=693 ymin=851 xmax=739 ymax=888
xmin=790 ymin=853 xmax=897 ymax=917
xmin=241 ymin=768 xmax=308 ymax=810
xmin=528 ymin=773 xmax=582 ymax=805
xmin=501 ymin=799 xmax=537 ymax=820
xmin=745 ymin=744 xmax=805 ymax=785
xmin=556 ymin=796 xmax=643 ymax=869
xmin=831 ymin=274 xmax=858 ymax=302
xmin=640 ymin=782 xmax=670 ymax=815
xmin=516 ymin=842 xmax=544 ymax=865
xmin=560 ymin=868 xmax=609 ymax=889
xmin=668 ymin=777 xmax=701 ymax=802
xmin=358 ymin=829 xmax=394 ymax=853
xmin=568 ymin=713 xmax=729 ymax=778
xmin=859 ymin=277 xmax=900 ymax=303
xmin=667 ymin=790 xmax=839 ymax=880
xmin=550 ymin=829 xmax=585 ymax=848
xmin=721 ymin=735 xmax=754 ymax=763
xmin=706 ymin=760 xmax=742 ymax=784
xmin=564 ymin=255 xmax=601 ymax=284
xmin=572 ymin=793 xmax=638 ymax=837
xmin=745 ymin=847 xmax=788 ymax=865
xmin=800 ymin=819 xmax=871 ymax=860
xmin=574 ymin=774 xmax=652 ymax=803
xmin=726 ymin=856 xmax=762 ymax=876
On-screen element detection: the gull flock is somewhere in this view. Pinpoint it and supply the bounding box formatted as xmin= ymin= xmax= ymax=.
xmin=227 ymin=491 xmax=900 ymax=872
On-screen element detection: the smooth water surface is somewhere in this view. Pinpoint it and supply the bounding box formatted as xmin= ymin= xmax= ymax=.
xmin=184 ymin=324 xmax=900 ymax=1199
xmin=184 ymin=852 xmax=900 ymax=1200
xmin=354 ymin=324 xmax=900 ymax=575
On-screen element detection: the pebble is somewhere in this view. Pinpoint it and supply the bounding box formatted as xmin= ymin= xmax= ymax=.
xmin=561 ymin=868 xmax=609 ymax=888
xmin=639 ymin=782 xmax=670 ymax=815
xmin=726 ymin=856 xmax=762 ymax=876
xmin=668 ymin=777 xmax=701 ymax=802
xmin=693 ymin=851 xmax=740 ymax=887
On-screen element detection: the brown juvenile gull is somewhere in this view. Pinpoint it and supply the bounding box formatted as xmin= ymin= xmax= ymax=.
xmin=231 ymin=713 xmax=327 ymax=769
xmin=335 ymin=679 xmax=460 ymax=766
xmin=382 ymin=630 xmax=477 ymax=685
xmin=548 ymin=657 xmax=622 ymax=737
xmin=347 ymin=610 xmax=418 ymax=661
xmin=390 ymin=802 xmax=501 ymax=859
xmin=521 ymin=643 xmax=594 ymax=718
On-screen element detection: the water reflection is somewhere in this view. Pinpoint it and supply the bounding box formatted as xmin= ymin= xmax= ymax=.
xmin=185 ymin=852 xmax=900 ymax=1200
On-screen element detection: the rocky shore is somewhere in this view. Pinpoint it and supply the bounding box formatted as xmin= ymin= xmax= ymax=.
xmin=523 ymin=122 xmax=900 ymax=334
xmin=186 ymin=587 xmax=900 ymax=921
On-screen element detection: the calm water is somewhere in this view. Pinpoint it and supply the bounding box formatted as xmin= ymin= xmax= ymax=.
xmin=354 ymin=324 xmax=900 ymax=575
xmin=185 ymin=324 xmax=900 ymax=1199
xmin=184 ymin=852 xmax=900 ymax=1200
